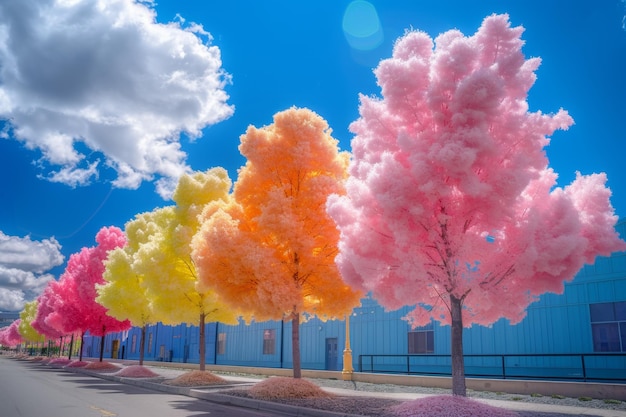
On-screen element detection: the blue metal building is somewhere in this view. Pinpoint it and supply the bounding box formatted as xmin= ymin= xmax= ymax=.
xmin=86 ymin=221 xmax=626 ymax=381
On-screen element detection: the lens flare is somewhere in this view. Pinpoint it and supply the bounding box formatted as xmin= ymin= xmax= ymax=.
xmin=342 ymin=1 xmax=383 ymax=51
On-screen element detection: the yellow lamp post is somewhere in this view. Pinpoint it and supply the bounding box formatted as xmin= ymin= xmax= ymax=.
xmin=342 ymin=313 xmax=354 ymax=380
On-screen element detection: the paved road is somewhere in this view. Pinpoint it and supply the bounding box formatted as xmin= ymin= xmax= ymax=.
xmin=0 ymin=357 xmax=285 ymax=417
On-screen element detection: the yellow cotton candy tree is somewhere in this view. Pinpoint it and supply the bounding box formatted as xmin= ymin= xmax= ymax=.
xmin=131 ymin=168 xmax=238 ymax=371
xmin=97 ymin=212 xmax=163 ymax=365
xmin=192 ymin=108 xmax=362 ymax=379
xmin=18 ymin=301 xmax=45 ymax=353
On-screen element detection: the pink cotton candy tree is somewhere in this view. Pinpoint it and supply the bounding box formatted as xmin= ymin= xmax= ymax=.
xmin=51 ymin=259 xmax=90 ymax=360
xmin=63 ymin=227 xmax=130 ymax=361
xmin=327 ymin=14 xmax=626 ymax=397
xmin=79 ymin=226 xmax=130 ymax=361
xmin=32 ymin=280 xmax=66 ymax=352
xmin=0 ymin=320 xmax=23 ymax=348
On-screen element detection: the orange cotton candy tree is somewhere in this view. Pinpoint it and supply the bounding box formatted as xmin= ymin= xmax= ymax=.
xmin=192 ymin=107 xmax=362 ymax=379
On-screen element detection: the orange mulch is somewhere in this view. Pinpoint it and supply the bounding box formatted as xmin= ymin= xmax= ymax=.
xmin=115 ymin=365 xmax=159 ymax=378
xmin=164 ymin=370 xmax=227 ymax=386
xmin=249 ymin=377 xmax=334 ymax=400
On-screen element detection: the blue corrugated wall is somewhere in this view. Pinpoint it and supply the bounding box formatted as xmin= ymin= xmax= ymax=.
xmin=86 ymin=222 xmax=625 ymax=379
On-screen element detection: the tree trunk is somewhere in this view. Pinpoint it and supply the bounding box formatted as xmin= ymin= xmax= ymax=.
xmin=199 ymin=312 xmax=206 ymax=372
xmin=68 ymin=334 xmax=74 ymax=360
xmin=450 ymin=294 xmax=467 ymax=396
xmin=291 ymin=311 xmax=301 ymax=379
xmin=139 ymin=325 xmax=146 ymax=366
xmin=99 ymin=326 xmax=106 ymax=362
xmin=79 ymin=332 xmax=85 ymax=361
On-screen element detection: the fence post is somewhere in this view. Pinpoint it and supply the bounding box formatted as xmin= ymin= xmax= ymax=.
xmin=501 ymin=356 xmax=506 ymax=379
xmin=581 ymin=355 xmax=587 ymax=382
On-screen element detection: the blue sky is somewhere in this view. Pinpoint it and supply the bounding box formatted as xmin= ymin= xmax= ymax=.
xmin=0 ymin=0 xmax=625 ymax=312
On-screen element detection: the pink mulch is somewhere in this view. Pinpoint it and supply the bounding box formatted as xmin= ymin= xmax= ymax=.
xmin=65 ymin=360 xmax=88 ymax=368
xmin=48 ymin=358 xmax=72 ymax=366
xmin=249 ymin=377 xmax=333 ymax=400
xmin=391 ymin=395 xmax=518 ymax=417
xmin=164 ymin=370 xmax=227 ymax=386
xmin=83 ymin=361 xmax=121 ymax=372
xmin=115 ymin=365 xmax=159 ymax=378
xmin=12 ymin=354 xmax=28 ymax=359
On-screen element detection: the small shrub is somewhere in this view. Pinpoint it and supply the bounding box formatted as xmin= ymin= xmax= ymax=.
xmin=603 ymin=399 xmax=621 ymax=405
xmin=551 ymin=394 xmax=566 ymax=399
xmin=578 ymin=396 xmax=593 ymax=402
xmin=530 ymin=393 xmax=543 ymax=398
xmin=511 ymin=397 xmax=523 ymax=401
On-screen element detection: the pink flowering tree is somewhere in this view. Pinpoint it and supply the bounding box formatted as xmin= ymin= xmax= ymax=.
xmin=32 ymin=280 xmax=66 ymax=353
xmin=50 ymin=258 xmax=91 ymax=360
xmin=69 ymin=227 xmax=130 ymax=361
xmin=327 ymin=14 xmax=626 ymax=396
xmin=0 ymin=320 xmax=23 ymax=348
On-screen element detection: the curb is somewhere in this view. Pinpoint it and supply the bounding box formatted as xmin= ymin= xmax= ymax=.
xmin=189 ymin=391 xmax=364 ymax=417
xmin=63 ymin=365 xmax=365 ymax=417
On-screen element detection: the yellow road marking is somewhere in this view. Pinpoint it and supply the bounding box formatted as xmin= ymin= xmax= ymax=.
xmin=90 ymin=405 xmax=117 ymax=416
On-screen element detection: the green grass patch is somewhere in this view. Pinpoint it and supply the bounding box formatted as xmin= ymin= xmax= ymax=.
xmin=603 ymin=399 xmax=621 ymax=405
xmin=578 ymin=397 xmax=593 ymax=402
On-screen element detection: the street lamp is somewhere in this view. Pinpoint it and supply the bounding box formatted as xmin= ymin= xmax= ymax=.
xmin=342 ymin=313 xmax=353 ymax=380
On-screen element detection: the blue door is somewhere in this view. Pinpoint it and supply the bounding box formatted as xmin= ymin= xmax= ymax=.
xmin=325 ymin=338 xmax=338 ymax=370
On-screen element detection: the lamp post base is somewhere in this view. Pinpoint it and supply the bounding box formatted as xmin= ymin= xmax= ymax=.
xmin=342 ymin=347 xmax=354 ymax=381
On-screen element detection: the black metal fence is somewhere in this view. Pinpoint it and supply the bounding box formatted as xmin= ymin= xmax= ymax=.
xmin=358 ymin=353 xmax=626 ymax=382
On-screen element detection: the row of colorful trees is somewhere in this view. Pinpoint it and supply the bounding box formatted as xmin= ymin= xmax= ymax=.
xmin=2 ymin=15 xmax=625 ymax=396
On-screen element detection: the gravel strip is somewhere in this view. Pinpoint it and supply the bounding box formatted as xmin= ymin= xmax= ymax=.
xmin=310 ymin=377 xmax=626 ymax=411
xmin=212 ymin=372 xmax=626 ymax=417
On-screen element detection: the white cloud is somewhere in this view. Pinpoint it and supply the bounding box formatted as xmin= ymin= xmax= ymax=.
xmin=42 ymin=160 xmax=100 ymax=187
xmin=0 ymin=232 xmax=64 ymax=311
xmin=0 ymin=232 xmax=64 ymax=273
xmin=0 ymin=288 xmax=25 ymax=312
xmin=0 ymin=0 xmax=234 ymax=199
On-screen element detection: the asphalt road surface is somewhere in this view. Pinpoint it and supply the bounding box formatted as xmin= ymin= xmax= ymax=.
xmin=0 ymin=356 xmax=286 ymax=417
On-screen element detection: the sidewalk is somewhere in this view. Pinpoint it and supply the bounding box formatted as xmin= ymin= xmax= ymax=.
xmin=63 ymin=361 xmax=626 ymax=417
